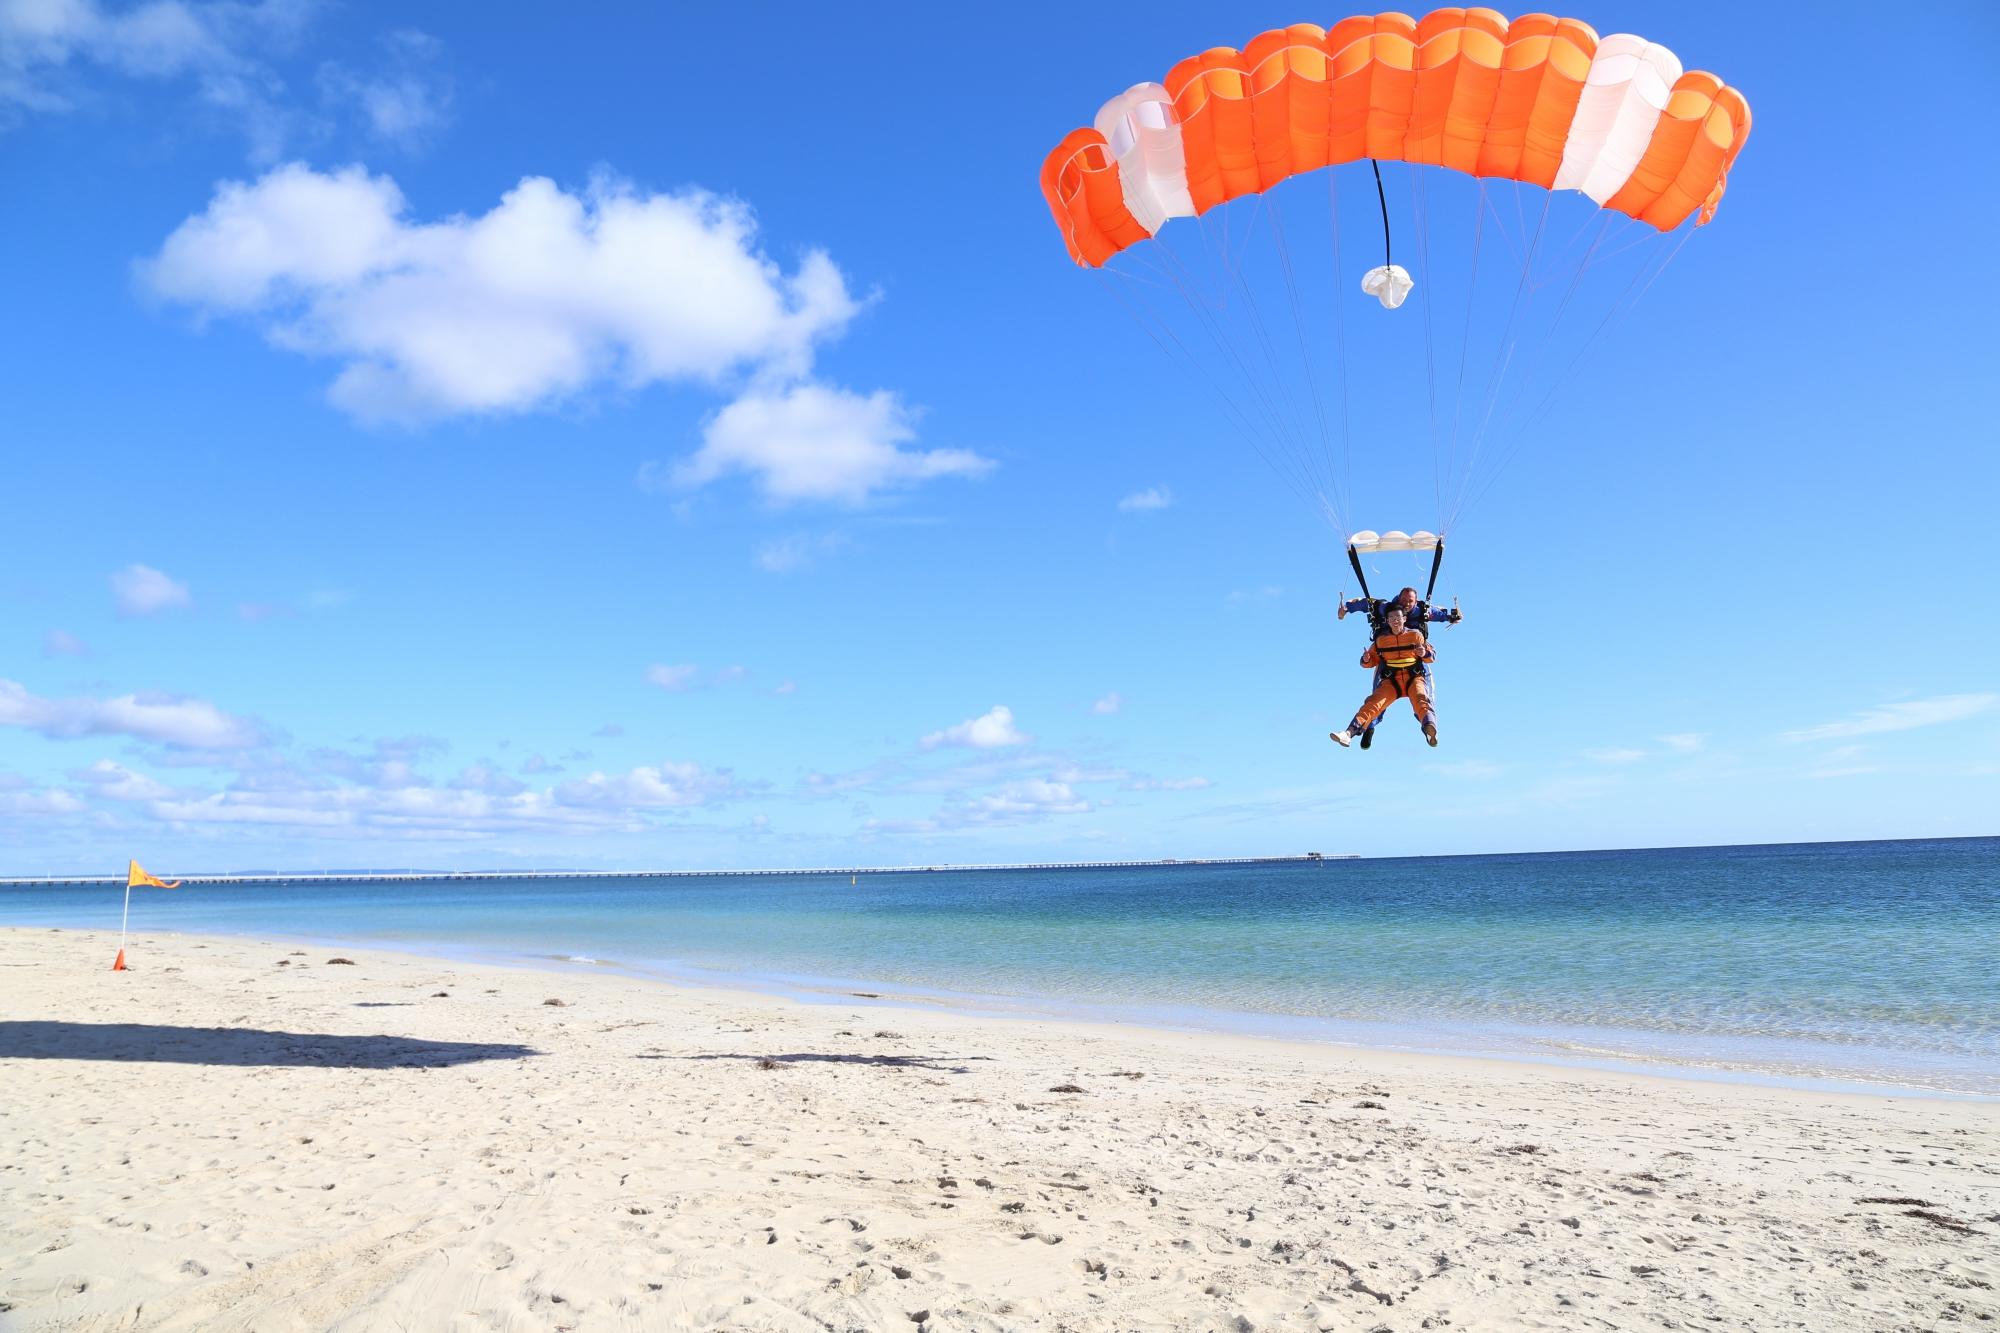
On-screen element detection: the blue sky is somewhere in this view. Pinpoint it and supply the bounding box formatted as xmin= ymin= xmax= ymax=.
xmin=3 ymin=1 xmax=1995 ymax=874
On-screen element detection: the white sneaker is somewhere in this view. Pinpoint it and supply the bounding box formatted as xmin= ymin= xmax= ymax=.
xmin=1329 ymin=729 xmax=1352 ymax=747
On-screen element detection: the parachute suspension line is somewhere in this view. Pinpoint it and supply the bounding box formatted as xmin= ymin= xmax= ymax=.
xmin=1479 ymin=210 xmax=1614 ymax=460
xmin=1151 ymin=227 xmax=1295 ymax=457
xmin=1266 ymin=192 xmax=1345 ymax=533
xmin=1167 ymin=214 xmax=1330 ymax=520
xmin=1116 ymin=237 xmax=1305 ymax=503
xmin=1329 ymin=168 xmax=1354 ymax=538
xmin=1370 ymin=159 xmax=1392 ymax=268
xmin=1412 ymin=169 xmax=1444 ymax=535
xmin=1450 ymin=184 xmax=1552 ymax=530
xmin=1209 ymin=194 xmax=1340 ymax=529
xmin=1443 ymin=179 xmax=1489 ymax=531
xmin=1454 ymin=223 xmax=1698 ymax=524
xmin=1098 ymin=259 xmax=1324 ymax=524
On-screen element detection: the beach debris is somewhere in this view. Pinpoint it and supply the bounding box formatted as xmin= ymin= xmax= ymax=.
xmin=1857 ymin=1196 xmax=1932 ymax=1206
xmin=873 ymin=1030 xmax=903 ymax=1039
xmin=1903 ymin=1208 xmax=1982 ymax=1235
xmin=1110 ymin=1070 xmax=1145 ymax=1079
xmin=1049 ymin=1084 xmax=1086 ymax=1094
xmin=326 ymin=958 xmax=355 ymax=965
xmin=276 ymin=960 xmax=290 ymax=966
xmin=1354 ymin=1100 xmax=1387 ymax=1110
xmin=543 ymin=998 xmax=567 ymax=1007
xmin=890 ymin=1264 xmax=912 ymax=1279
xmin=431 ymin=992 xmax=449 ymax=998
xmin=290 ymin=950 xmax=306 ymax=956
xmin=756 ymin=1057 xmax=782 ymax=1071
xmin=1497 ymin=1144 xmax=1544 ymax=1155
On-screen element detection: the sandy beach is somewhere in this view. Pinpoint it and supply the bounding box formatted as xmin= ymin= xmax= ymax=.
xmin=2 ymin=926 xmax=1995 ymax=1332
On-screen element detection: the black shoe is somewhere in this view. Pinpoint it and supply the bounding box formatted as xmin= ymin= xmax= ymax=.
xmin=1359 ymin=727 xmax=1374 ymax=750
xmin=1423 ymin=721 xmax=1439 ymax=747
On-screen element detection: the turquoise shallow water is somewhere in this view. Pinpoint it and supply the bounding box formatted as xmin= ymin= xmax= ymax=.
xmin=4 ymin=838 xmax=1996 ymax=1095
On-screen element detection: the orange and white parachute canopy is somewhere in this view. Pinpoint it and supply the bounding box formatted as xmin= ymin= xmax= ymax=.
xmin=1040 ymin=8 xmax=1751 ymax=267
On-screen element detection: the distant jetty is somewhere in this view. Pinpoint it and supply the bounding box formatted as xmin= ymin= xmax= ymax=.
xmin=1 ymin=853 xmax=1349 ymax=888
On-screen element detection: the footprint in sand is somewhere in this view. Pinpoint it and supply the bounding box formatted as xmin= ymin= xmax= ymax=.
xmin=481 ymin=1243 xmax=515 ymax=1271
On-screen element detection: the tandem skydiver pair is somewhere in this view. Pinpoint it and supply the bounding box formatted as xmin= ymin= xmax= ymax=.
xmin=1328 ymin=531 xmax=1459 ymax=752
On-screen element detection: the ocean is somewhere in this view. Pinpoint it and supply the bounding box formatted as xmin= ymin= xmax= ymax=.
xmin=4 ymin=838 xmax=1995 ymax=1096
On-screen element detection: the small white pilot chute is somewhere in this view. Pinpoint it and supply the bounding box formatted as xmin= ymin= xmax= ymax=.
xmin=1360 ymin=263 xmax=1413 ymax=309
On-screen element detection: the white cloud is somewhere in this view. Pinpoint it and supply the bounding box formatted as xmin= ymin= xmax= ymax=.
xmin=317 ymin=29 xmax=449 ymax=149
xmin=1583 ymin=747 xmax=1646 ymax=764
xmin=1091 ymin=691 xmax=1121 ymax=715
xmin=1122 ymin=775 xmax=1211 ymax=791
xmin=111 ymin=562 xmax=191 ymax=615
xmin=970 ymin=779 xmax=1089 ymax=819
xmin=448 ymin=762 xmax=527 ymax=797
xmin=1 ymin=0 xmax=312 ymax=154
xmin=593 ymin=723 xmax=624 ymax=737
xmin=554 ymin=762 xmax=741 ymax=810
xmin=1658 ymin=733 xmax=1705 ymax=753
xmin=0 ymin=678 xmax=264 ymax=749
xmin=0 ymin=785 xmax=86 ymax=816
xmin=1117 ymin=485 xmax=1171 ymax=512
xmin=645 ymin=663 xmax=698 ymax=692
xmin=69 ymin=756 xmax=745 ymax=837
xmin=920 ymin=705 xmax=1028 ymax=752
xmin=72 ymin=758 xmax=176 ymax=801
xmin=141 ymin=165 xmax=863 ymax=423
xmin=676 ymin=382 xmax=991 ymax=506
xmin=1780 ymin=694 xmax=2000 ymax=744
xmin=754 ymin=530 xmax=848 ymax=573
xmin=772 ymin=680 xmax=797 ymax=696
xmin=645 ymin=663 xmax=748 ymax=693
xmin=1425 ymin=759 xmax=1503 ymax=780
xmin=43 ymin=628 xmax=88 ymax=657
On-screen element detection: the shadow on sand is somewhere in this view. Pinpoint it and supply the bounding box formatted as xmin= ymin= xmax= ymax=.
xmin=0 ymin=1021 xmax=539 ymax=1069
xmin=666 ymin=1051 xmax=993 ymax=1075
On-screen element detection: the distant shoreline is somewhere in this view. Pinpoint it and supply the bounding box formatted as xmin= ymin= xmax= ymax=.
xmin=0 ymin=852 xmax=1350 ymax=888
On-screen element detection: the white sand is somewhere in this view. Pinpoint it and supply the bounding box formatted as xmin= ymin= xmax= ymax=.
xmin=2 ymin=926 xmax=1995 ymax=1332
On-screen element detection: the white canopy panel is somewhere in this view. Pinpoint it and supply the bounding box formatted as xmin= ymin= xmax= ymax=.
xmin=1348 ymin=529 xmax=1440 ymax=554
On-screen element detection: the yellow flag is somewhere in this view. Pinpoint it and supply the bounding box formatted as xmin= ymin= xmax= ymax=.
xmin=127 ymin=860 xmax=181 ymax=889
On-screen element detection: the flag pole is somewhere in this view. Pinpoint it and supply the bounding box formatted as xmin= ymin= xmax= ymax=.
xmin=114 ymin=878 xmax=131 ymax=971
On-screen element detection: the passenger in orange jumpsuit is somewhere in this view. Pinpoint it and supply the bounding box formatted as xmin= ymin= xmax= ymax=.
xmin=1330 ymin=603 xmax=1438 ymax=749
xmin=1337 ymin=585 xmax=1460 ymax=749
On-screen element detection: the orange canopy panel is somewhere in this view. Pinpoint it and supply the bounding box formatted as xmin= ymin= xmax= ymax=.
xmin=1042 ymin=8 xmax=1750 ymax=266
